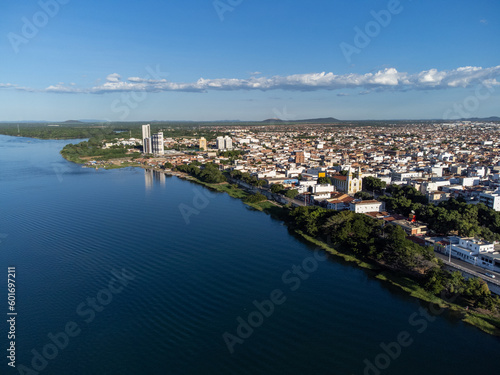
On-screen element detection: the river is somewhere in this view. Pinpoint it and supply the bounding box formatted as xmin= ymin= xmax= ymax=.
xmin=1 ymin=135 xmax=499 ymax=375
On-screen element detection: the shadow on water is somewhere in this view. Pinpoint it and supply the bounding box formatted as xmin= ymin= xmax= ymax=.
xmin=285 ymin=227 xmax=500 ymax=337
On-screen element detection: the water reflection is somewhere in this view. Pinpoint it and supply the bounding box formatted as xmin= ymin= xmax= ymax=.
xmin=145 ymin=168 xmax=166 ymax=190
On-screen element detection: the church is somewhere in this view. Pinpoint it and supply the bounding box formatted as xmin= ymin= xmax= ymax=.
xmin=332 ymin=167 xmax=363 ymax=195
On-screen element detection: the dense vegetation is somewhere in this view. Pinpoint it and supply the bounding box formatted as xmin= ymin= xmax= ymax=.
xmin=379 ymin=184 xmax=500 ymax=241
xmin=417 ymin=199 xmax=500 ymax=241
xmin=0 ymin=122 xmax=230 ymax=141
xmin=218 ymin=150 xmax=244 ymax=158
xmin=244 ymin=193 xmax=267 ymax=203
xmin=175 ymin=162 xmax=226 ymax=183
xmin=354 ymin=191 xmax=374 ymax=200
xmin=227 ymin=170 xmax=266 ymax=187
xmin=288 ymin=206 xmax=500 ymax=311
xmin=363 ymin=176 xmax=387 ymax=192
xmin=61 ymin=140 xmax=140 ymax=163
xmin=317 ymin=176 xmax=331 ymax=185
xmin=0 ymin=125 xmax=117 ymax=140
xmin=290 ymin=207 xmax=436 ymax=273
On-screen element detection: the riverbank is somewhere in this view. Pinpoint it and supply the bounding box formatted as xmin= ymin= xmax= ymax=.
xmin=171 ymin=169 xmax=500 ymax=336
xmin=294 ymin=231 xmax=500 ymax=336
xmin=61 ymin=154 xmax=500 ymax=336
xmin=162 ymin=168 xmax=289 ymax=217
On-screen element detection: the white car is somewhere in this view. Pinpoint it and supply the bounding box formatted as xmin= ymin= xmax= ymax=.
xmin=485 ymin=272 xmax=496 ymax=279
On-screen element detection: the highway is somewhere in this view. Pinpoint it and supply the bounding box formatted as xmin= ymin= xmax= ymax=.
xmin=435 ymin=252 xmax=500 ymax=287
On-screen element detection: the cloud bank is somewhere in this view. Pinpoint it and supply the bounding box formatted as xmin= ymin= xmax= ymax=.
xmin=3 ymin=65 xmax=500 ymax=95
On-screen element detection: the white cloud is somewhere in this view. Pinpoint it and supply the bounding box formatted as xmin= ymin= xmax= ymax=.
xmin=2 ymin=65 xmax=500 ymax=95
xmin=106 ymin=73 xmax=121 ymax=82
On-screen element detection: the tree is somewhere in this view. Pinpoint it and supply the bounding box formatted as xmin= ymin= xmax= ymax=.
xmin=285 ymin=189 xmax=299 ymax=199
xmin=354 ymin=191 xmax=374 ymax=200
xmin=464 ymin=277 xmax=490 ymax=304
xmin=255 ymin=179 xmax=266 ymax=187
xmin=363 ymin=176 xmax=386 ymax=193
xmin=317 ymin=177 xmax=331 ymax=185
xmin=245 ymin=193 xmax=267 ymax=203
xmin=271 ymin=184 xmax=285 ymax=194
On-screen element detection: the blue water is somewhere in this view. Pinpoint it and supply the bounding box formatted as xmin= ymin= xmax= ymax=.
xmin=1 ymin=134 xmax=499 ymax=375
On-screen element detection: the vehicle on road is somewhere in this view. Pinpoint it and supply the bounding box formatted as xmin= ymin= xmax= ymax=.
xmin=485 ymin=272 xmax=496 ymax=279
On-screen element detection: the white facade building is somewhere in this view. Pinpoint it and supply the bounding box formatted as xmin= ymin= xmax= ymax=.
xmin=216 ymin=136 xmax=225 ymax=150
xmin=392 ymin=171 xmax=422 ymax=181
xmin=151 ymin=132 xmax=164 ymax=155
xmin=349 ymin=200 xmax=385 ymax=214
xmin=479 ymin=190 xmax=500 ymax=211
xmin=142 ymin=124 xmax=152 ymax=154
xmin=446 ymin=237 xmax=495 ymax=266
xmin=224 ymin=136 xmax=233 ymax=150
xmin=216 ymin=136 xmax=233 ymax=150
xmin=311 ymin=184 xmax=335 ymax=194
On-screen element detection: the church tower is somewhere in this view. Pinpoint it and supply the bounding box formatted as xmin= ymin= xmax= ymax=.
xmin=346 ymin=166 xmax=363 ymax=194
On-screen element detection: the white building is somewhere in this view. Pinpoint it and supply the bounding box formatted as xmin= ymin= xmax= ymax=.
xmin=477 ymin=253 xmax=500 ymax=273
xmin=479 ymin=190 xmax=500 ymax=211
xmin=142 ymin=124 xmax=152 ymax=154
xmin=224 ymin=136 xmax=233 ymax=150
xmin=216 ymin=136 xmax=233 ymax=150
xmin=392 ymin=171 xmax=422 ymax=181
xmin=419 ymin=180 xmax=450 ymax=194
xmin=311 ymin=184 xmax=335 ymax=194
xmin=332 ymin=167 xmax=362 ymax=194
xmin=349 ymin=200 xmax=385 ymax=214
xmin=446 ymin=237 xmax=495 ymax=266
xmin=216 ymin=136 xmax=225 ymax=150
xmin=151 ymin=132 xmax=164 ymax=155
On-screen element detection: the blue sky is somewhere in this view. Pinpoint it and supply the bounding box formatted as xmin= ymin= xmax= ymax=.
xmin=0 ymin=0 xmax=499 ymax=121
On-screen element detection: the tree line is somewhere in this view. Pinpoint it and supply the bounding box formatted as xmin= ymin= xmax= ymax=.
xmin=288 ymin=206 xmax=500 ymax=311
xmin=378 ymin=184 xmax=500 ymax=241
xmin=175 ymin=162 xmax=226 ymax=184
xmin=60 ymin=140 xmax=140 ymax=163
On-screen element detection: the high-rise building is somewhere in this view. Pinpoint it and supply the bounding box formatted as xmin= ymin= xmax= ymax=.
xmin=152 ymin=132 xmax=164 ymax=155
xmin=216 ymin=136 xmax=225 ymax=150
xmin=216 ymin=136 xmax=233 ymax=150
xmin=142 ymin=124 xmax=152 ymax=154
xmin=199 ymin=137 xmax=207 ymax=151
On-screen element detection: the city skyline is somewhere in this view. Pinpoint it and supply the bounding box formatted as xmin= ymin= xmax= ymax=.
xmin=1 ymin=0 xmax=499 ymax=121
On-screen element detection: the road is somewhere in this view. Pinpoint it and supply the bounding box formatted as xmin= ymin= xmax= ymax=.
xmin=435 ymin=252 xmax=500 ymax=287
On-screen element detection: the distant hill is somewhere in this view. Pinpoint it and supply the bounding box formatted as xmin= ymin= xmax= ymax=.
xmin=261 ymin=117 xmax=341 ymax=124
xmin=261 ymin=118 xmax=284 ymax=123
xmin=63 ymin=120 xmax=85 ymax=124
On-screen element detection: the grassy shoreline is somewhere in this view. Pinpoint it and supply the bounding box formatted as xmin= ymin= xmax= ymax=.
xmin=61 ymin=154 xmax=500 ymax=336
xmin=294 ymin=231 xmax=500 ymax=336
